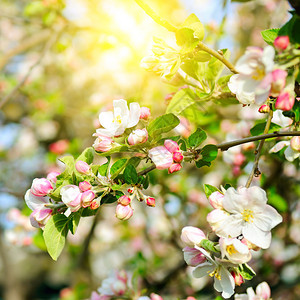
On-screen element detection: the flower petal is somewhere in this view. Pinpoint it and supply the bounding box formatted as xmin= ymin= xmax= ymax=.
xmin=242 ymin=223 xmax=272 ymax=249
xmin=192 ymin=263 xmax=214 ymax=278
xmin=128 ymin=102 xmax=141 ymax=127
xmin=99 ymin=111 xmax=114 ymax=129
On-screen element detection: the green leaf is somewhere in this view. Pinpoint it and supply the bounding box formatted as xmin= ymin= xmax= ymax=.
xmin=110 ymin=159 xmax=127 ymax=178
xmin=127 ymin=157 xmax=141 ymax=168
xmin=69 ymin=211 xmax=81 ymax=235
xmin=201 ymin=144 xmax=218 ymax=162
xmin=200 ymin=239 xmax=219 ymax=253
xmin=82 ymin=207 xmax=99 ymax=217
xmin=261 ymin=28 xmax=279 ymax=45
xmin=96 ymin=145 xmax=129 ymax=156
xmin=194 ymin=50 xmax=211 ymax=62
xmin=195 ymin=160 xmax=211 ymax=168
xmin=98 ymin=157 xmax=111 ymax=176
xmin=239 ymin=263 xmax=256 ymax=280
xmin=267 ymin=187 xmax=288 ymax=212
xmin=123 ymin=164 xmax=138 ymax=185
xmin=43 ymin=215 xmax=69 ymax=261
xmin=250 ymin=122 xmax=281 ymax=136
xmin=166 ymin=88 xmax=196 ymax=115
xmin=188 ymin=128 xmax=207 ymax=148
xmin=76 ymin=147 xmax=94 ymax=164
xmin=147 ymin=113 xmax=180 ymax=137
xmin=278 ymin=13 xmax=300 ymax=44
xmin=204 ymin=184 xmax=221 ymax=198
xmin=32 ymin=230 xmax=47 ymax=251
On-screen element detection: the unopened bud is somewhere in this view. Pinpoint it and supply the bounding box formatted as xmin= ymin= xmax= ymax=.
xmin=183 ymin=247 xmax=206 ymax=266
xmin=75 ymin=161 xmax=90 ymax=174
xmin=271 ymin=69 xmax=287 ymax=97
xmin=93 ymin=135 xmax=114 ymax=152
xmin=164 ymin=139 xmax=180 ymax=153
xmin=127 ymin=188 xmax=134 ymax=194
xmin=115 ymin=204 xmax=133 ymax=220
xmin=146 ymin=197 xmax=155 ymax=207
xmin=31 ymin=178 xmax=53 ymax=196
xmin=150 ymin=293 xmax=163 ymax=300
xmin=275 ymin=91 xmax=295 ymax=111
xmin=140 ymin=107 xmax=151 ymax=120
xmin=274 ymin=35 xmax=289 ymax=51
xmin=290 ymin=136 xmax=300 ymax=152
xmin=128 ymin=129 xmax=148 ymax=145
xmin=258 ymin=104 xmax=270 ymax=113
xmin=168 ymin=163 xmax=182 ymax=174
xmin=118 ymin=195 xmax=131 ymax=206
xmin=81 ymin=190 xmax=96 ymax=208
xmin=46 ymin=171 xmax=60 ymax=184
xmin=256 ymin=282 xmax=271 ymax=299
xmin=173 ymin=151 xmax=183 ymax=163
xmin=208 ymin=191 xmax=224 ymax=209
xmin=79 ymin=181 xmax=92 ymax=192
xmin=90 ymin=200 xmax=100 ymax=210
xmin=181 ymin=226 xmax=206 ymax=247
xmin=231 ymin=272 xmax=244 ymax=286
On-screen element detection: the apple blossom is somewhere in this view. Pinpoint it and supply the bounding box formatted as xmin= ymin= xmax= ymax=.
xmin=270 ymin=69 xmax=287 ymax=97
xmin=234 ymin=281 xmax=271 ymax=300
xmin=231 ymin=272 xmax=244 ymax=286
xmin=60 ymin=185 xmax=82 ymax=212
xmin=219 ymin=237 xmax=251 ymax=264
xmin=46 ymin=171 xmax=60 ymax=184
xmin=146 ymin=197 xmax=155 ymax=207
xmin=148 ymin=146 xmax=173 ymax=170
xmin=31 ymin=178 xmax=53 ymax=196
xmin=93 ymin=134 xmax=114 ymax=152
xmin=207 ymin=186 xmax=282 ymax=249
xmin=208 ymin=191 xmax=224 ymax=209
xmin=290 ymin=136 xmax=300 ymax=152
xmin=30 ymin=208 xmax=53 ymax=229
xmin=168 ymin=163 xmax=182 ymax=174
xmin=79 ymin=181 xmax=92 ymax=192
xmin=164 ymin=139 xmax=180 ymax=153
xmin=274 ymin=35 xmax=289 ymax=51
xmin=96 ymin=99 xmax=140 ymax=137
xmin=172 ymin=151 xmax=183 ymax=163
xmin=228 ymin=46 xmax=275 ymax=105
xmin=269 ymin=140 xmax=300 ymax=162
xmin=75 ymin=161 xmax=90 ymax=174
xmin=97 ymin=274 xmax=127 ymax=296
xmin=81 ymin=190 xmax=96 ymax=208
xmin=150 ymin=293 xmax=163 ymax=300
xmin=181 ymin=226 xmax=206 ymax=247
xmin=193 ymin=248 xmax=235 ymax=299
xmin=258 ymin=104 xmax=270 ymax=113
xmin=128 ymin=128 xmax=148 ymax=145
xmin=118 ymin=195 xmax=131 ymax=206
xmin=140 ymin=106 xmax=151 ymax=120
xmin=275 ymin=90 xmax=295 ymax=111
xmin=115 ymin=204 xmax=133 ymax=220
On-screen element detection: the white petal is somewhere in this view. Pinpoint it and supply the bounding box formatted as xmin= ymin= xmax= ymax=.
xmin=234 ymin=294 xmax=249 ymax=300
xmin=96 ymin=127 xmax=117 ymax=137
xmin=99 ymin=111 xmax=114 ymax=129
xmin=223 ymin=187 xmax=244 ymax=213
xmin=128 ymin=102 xmax=141 ymax=128
xmin=269 ymin=141 xmax=289 ymax=153
xmin=214 ymin=277 xmax=223 ymax=292
xmin=192 ymin=263 xmax=214 ymax=278
xmin=113 ymin=99 xmax=129 ymax=117
xmin=284 ymin=145 xmax=300 ymax=162
xmin=263 ymin=205 xmax=282 ymax=228
xmin=219 ymin=268 xmax=235 ymax=299
xmin=228 ymin=74 xmax=239 ymax=94
xmin=262 ymin=46 xmax=275 ymax=72
xmin=242 ymin=223 xmax=272 ymax=249
xmin=25 ymin=190 xmax=48 ymax=211
xmin=247 ymin=186 xmax=268 ymax=209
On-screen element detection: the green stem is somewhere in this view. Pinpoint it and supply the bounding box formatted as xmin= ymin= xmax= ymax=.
xmin=134 ymin=0 xmax=177 ymax=32
xmin=245 ymin=110 xmax=274 ymax=188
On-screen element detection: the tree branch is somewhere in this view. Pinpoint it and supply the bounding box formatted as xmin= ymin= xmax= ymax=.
xmin=245 ymin=110 xmax=274 ymax=188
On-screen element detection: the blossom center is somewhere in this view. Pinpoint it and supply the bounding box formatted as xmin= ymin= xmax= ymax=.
xmin=113 ymin=115 xmax=122 ymax=124
xmin=252 ymin=66 xmax=265 ymax=81
xmin=209 ymin=266 xmax=221 ymax=280
xmin=226 ymin=245 xmax=237 ymax=255
xmin=242 ymin=209 xmax=254 ymax=223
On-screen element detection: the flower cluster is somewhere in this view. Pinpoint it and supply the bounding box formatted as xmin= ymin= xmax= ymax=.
xmin=181 ymin=186 xmax=282 ymax=298
xmin=228 ymin=37 xmax=295 ymax=110
xmin=234 ymin=281 xmax=272 ymax=300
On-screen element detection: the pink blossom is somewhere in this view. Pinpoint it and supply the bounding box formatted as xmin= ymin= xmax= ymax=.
xmin=128 ymin=128 xmax=148 ymax=145
xmin=75 ymin=161 xmax=90 ymax=174
xmin=258 ymin=104 xmax=270 ymax=113
xmin=270 ymin=69 xmax=287 ymax=97
xmin=140 ymin=107 xmax=151 ymax=120
xmin=275 ymin=91 xmax=295 ymax=111
xmin=274 ymin=35 xmax=289 ymax=51
xmin=148 ymin=146 xmax=173 ymax=170
xmin=31 ymin=178 xmax=53 ymax=196
xmin=146 ymin=197 xmax=156 ymax=207
xmin=168 ymin=163 xmax=182 ymax=174
xmin=164 ymin=139 xmax=180 ymax=153
xmin=30 ymin=208 xmax=53 ymax=229
xmin=118 ymin=195 xmax=131 ymax=206
xmin=93 ymin=135 xmax=114 ymax=152
xmin=115 ymin=204 xmax=133 ymax=220
xmin=60 ymin=185 xmax=82 ymax=212
xmin=79 ymin=181 xmax=92 ymax=192
xmin=81 ymin=190 xmax=96 ymax=208
xmin=172 ymin=151 xmax=183 ymax=163
xmin=183 ymin=247 xmax=206 ymax=266
xmin=208 ymin=191 xmax=224 ymax=209
xmin=290 ymin=136 xmax=300 ymax=152
xmin=49 ymin=139 xmax=69 ymax=155
xmin=46 ymin=171 xmax=60 ymax=184
xmin=231 ymin=272 xmax=244 ymax=286
xmin=181 ymin=226 xmax=206 ymax=247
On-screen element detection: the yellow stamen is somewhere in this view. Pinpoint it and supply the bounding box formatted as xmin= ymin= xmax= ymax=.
xmin=113 ymin=115 xmax=122 ymax=124
xmin=252 ymin=66 xmax=265 ymax=81
xmin=208 ymin=267 xmax=221 ymax=280
xmin=226 ymin=245 xmax=237 ymax=255
xmin=242 ymin=209 xmax=254 ymax=223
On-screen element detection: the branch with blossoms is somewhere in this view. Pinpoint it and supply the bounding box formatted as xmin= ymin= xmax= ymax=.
xmin=22 ymin=1 xmax=300 ymax=299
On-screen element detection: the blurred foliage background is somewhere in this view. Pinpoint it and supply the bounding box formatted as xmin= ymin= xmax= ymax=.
xmin=0 ymin=0 xmax=299 ymax=299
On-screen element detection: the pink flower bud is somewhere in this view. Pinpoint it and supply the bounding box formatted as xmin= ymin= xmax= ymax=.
xmin=271 ymin=69 xmax=287 ymax=97
xmin=118 ymin=195 xmax=131 ymax=206
xmin=146 ymin=197 xmax=155 ymax=207
xmin=128 ymin=129 xmax=148 ymax=145
xmin=115 ymin=204 xmax=133 ymax=220
xmin=274 ymin=35 xmax=289 ymax=51
xmin=79 ymin=181 xmax=92 ymax=192
xmin=258 ymin=104 xmax=270 ymax=113
xmin=275 ymin=91 xmax=295 ymax=111
xmin=90 ymin=200 xmax=100 ymax=210
xmin=117 ymin=270 xmax=128 ymax=284
xmin=49 ymin=139 xmax=69 ymax=155
xmin=75 ymin=161 xmax=90 ymax=174
xmin=31 ymin=178 xmax=53 ymax=196
xmin=234 ymin=153 xmax=245 ymax=166
xmin=290 ymin=136 xmax=300 ymax=152
xmin=139 ymin=107 xmax=151 ymax=120
xmin=173 ymin=151 xmax=183 ymax=163
xmin=93 ymin=135 xmax=114 ymax=152
xmin=150 ymin=293 xmax=163 ymax=300
xmin=164 ymin=139 xmax=180 ymax=153
xmin=46 ymin=171 xmax=60 ymax=184
xmin=256 ymin=282 xmax=271 ymax=299
xmin=231 ymin=272 xmax=244 ymax=286
xmin=148 ymin=146 xmax=173 ymax=170
xmin=127 ymin=188 xmax=134 ymax=194
xmin=60 ymin=185 xmax=82 ymax=212
xmin=186 ymin=297 xmax=197 ymax=300
xmin=165 ymin=92 xmax=175 ymax=101
xmin=183 ymin=247 xmax=206 ymax=266
xmin=30 ymin=208 xmax=53 ymax=229
xmin=168 ymin=163 xmax=182 ymax=174
xmin=81 ymin=190 xmax=96 ymax=207
xmin=208 ymin=191 xmax=224 ymax=209
xmin=181 ymin=226 xmax=206 ymax=247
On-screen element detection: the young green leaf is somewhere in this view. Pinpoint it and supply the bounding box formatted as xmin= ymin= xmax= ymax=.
xmin=195 ymin=160 xmax=211 ymax=168
xmin=204 ymin=184 xmax=221 ymax=199
xmin=43 ymin=214 xmax=69 ymax=261
xmin=98 ymin=157 xmax=111 ymax=176
xmin=123 ymin=164 xmax=138 ymax=185
xmin=238 ymin=263 xmax=256 ymax=280
xmin=110 ymin=159 xmax=128 ymax=178
xmin=201 ymin=144 xmax=218 ymax=162
xmin=200 ymin=239 xmax=219 ymax=253
xmin=261 ymin=28 xmax=279 ymax=45
xmin=166 ymin=88 xmax=196 ymax=115
xmin=147 ymin=113 xmax=180 ymax=137
xmin=76 ymin=147 xmax=94 ymax=164
xmin=250 ymin=122 xmax=281 ymax=136
xmin=68 ymin=211 xmax=81 ymax=235
xmin=188 ymin=128 xmax=207 ymax=148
